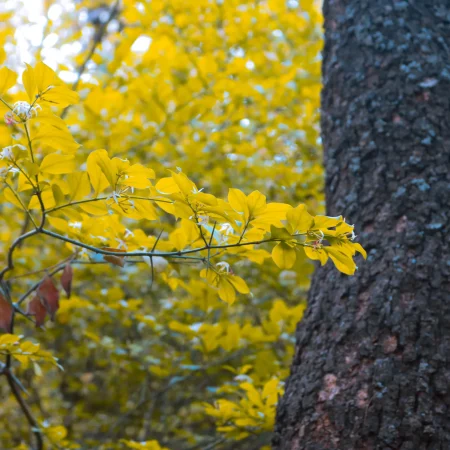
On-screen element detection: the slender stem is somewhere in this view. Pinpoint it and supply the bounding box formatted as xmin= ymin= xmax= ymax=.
xmin=207 ymin=222 xmax=217 ymax=266
xmin=40 ymin=228 xmax=295 ymax=258
xmin=44 ymin=195 xmax=172 ymax=214
xmin=61 ymin=0 xmax=120 ymax=118
xmin=0 ymin=229 xmax=40 ymax=283
xmin=22 ymin=121 xmax=46 ymax=230
xmin=0 ymin=96 xmax=13 ymax=112
xmin=23 ymin=122 xmax=35 ymax=164
xmin=17 ymin=259 xmax=73 ymax=306
xmin=9 ymin=255 xmax=74 ymax=281
xmin=16 ymin=254 xmax=204 ymax=306
xmin=13 ymin=161 xmax=38 ymax=190
xmin=237 ymin=219 xmax=250 ymax=244
xmin=4 ymin=183 xmax=38 ymax=228
xmin=128 ymin=195 xmax=173 ymax=204
xmin=5 ymin=371 xmax=43 ymax=450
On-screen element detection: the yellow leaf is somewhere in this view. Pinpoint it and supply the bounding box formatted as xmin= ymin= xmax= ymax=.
xmin=172 ymin=200 xmax=193 ymax=219
xmin=352 ymin=242 xmax=367 ymax=259
xmin=130 ymin=199 xmax=158 ymax=220
xmin=122 ymin=163 xmax=154 ymax=188
xmin=218 ymin=278 xmax=236 ymax=304
xmin=32 ymin=124 xmax=80 ymax=153
xmin=4 ymin=187 xmax=24 ymax=209
xmin=272 ymin=242 xmax=296 ymax=269
xmin=33 ymin=61 xmax=55 ymax=93
xmin=0 ymin=67 xmax=16 ymax=95
xmin=22 ymin=63 xmax=36 ymax=102
xmin=41 ymin=85 xmax=79 ymax=107
xmin=262 ymin=378 xmax=280 ymax=406
xmin=45 ymin=425 xmax=67 ymax=442
xmin=89 ymin=149 xmax=116 ymax=188
xmin=304 ymin=246 xmax=328 ymax=265
xmin=155 ymin=199 xmax=176 ymax=215
xmin=79 ymin=201 xmax=109 ymax=215
xmin=67 ymin=172 xmax=90 ymax=202
xmin=171 ymin=171 xmax=197 ymax=196
xmin=334 ymin=221 xmax=355 ymax=235
xmin=324 ymin=246 xmax=356 ymax=275
xmin=123 ymin=175 xmax=152 ymax=189
xmin=287 ymin=204 xmax=314 ymax=233
xmin=40 ymin=153 xmax=76 ymax=174
xmin=240 ymin=382 xmax=264 ymax=408
xmin=313 ymin=215 xmax=343 ymax=229
xmin=247 ymin=190 xmax=266 ymax=217
xmin=32 ymin=110 xmax=66 ymax=128
xmin=28 ymin=189 xmax=55 ymax=210
xmin=0 ymin=334 xmax=20 ymax=346
xmin=228 ymin=188 xmax=249 ymax=219
xmin=126 ymin=163 xmax=155 ymax=179
xmin=194 ymin=192 xmax=218 ymax=206
xmin=87 ymin=151 xmax=109 ymax=197
xmin=270 ymin=225 xmax=292 ymax=240
xmin=227 ymin=275 xmax=250 ymax=294
xmin=250 ymin=203 xmax=291 ymax=230
xmin=155 ymin=177 xmax=180 ymax=194
xmin=20 ymin=160 xmax=39 ymax=178
xmin=47 ymin=216 xmax=70 ymax=233
xmin=51 ymin=183 xmax=65 ymax=205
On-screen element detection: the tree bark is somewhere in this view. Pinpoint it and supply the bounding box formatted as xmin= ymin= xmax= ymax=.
xmin=274 ymin=1 xmax=450 ymax=449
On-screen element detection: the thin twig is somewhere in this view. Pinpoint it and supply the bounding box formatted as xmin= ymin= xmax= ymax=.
xmin=61 ymin=0 xmax=121 ymax=119
xmin=5 ymin=371 xmax=43 ymax=450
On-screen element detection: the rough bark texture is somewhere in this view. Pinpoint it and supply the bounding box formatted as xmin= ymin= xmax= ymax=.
xmin=274 ymin=1 xmax=450 ymax=449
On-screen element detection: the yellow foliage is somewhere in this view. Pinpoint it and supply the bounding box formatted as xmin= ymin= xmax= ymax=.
xmin=0 ymin=1 xmax=365 ymax=449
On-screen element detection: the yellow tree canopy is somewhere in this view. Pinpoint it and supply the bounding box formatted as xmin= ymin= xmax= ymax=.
xmin=0 ymin=1 xmax=365 ymax=449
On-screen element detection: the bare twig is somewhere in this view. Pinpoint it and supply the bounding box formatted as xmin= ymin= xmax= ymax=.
xmin=61 ymin=0 xmax=121 ymax=119
xmin=5 ymin=370 xmax=43 ymax=450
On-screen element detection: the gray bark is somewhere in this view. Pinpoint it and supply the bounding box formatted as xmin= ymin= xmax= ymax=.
xmin=274 ymin=1 xmax=450 ymax=449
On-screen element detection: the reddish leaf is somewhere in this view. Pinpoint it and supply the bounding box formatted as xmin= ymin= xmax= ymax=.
xmin=104 ymin=255 xmax=125 ymax=267
xmin=102 ymin=247 xmax=126 ymax=267
xmin=61 ymin=263 xmax=73 ymax=298
xmin=0 ymin=294 xmax=13 ymax=332
xmin=27 ymin=296 xmax=47 ymax=328
xmin=102 ymin=247 xmax=126 ymax=253
xmin=37 ymin=276 xmax=60 ymax=320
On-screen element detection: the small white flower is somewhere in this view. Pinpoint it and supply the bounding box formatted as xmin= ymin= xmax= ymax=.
xmin=219 ymin=223 xmax=234 ymax=236
xmin=0 ymin=165 xmax=19 ymax=177
xmin=12 ymin=101 xmax=41 ymax=120
xmin=0 ymin=144 xmax=26 ymax=160
xmin=91 ymin=235 xmax=108 ymax=242
xmin=216 ymin=261 xmax=230 ymax=273
xmin=107 ymin=191 xmax=121 ymax=204
xmin=191 ymin=186 xmax=204 ymax=194
xmin=68 ymin=221 xmax=82 ymax=230
xmin=0 ymin=147 xmax=14 ymax=160
xmin=114 ymin=238 xmax=127 ymax=249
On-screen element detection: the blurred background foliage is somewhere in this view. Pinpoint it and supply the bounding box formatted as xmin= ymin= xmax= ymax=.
xmin=0 ymin=0 xmax=323 ymax=448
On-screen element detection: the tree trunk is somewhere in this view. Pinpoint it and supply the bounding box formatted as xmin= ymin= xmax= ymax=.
xmin=274 ymin=1 xmax=450 ymax=449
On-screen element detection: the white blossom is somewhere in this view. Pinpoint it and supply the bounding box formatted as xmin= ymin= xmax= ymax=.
xmin=216 ymin=261 xmax=230 ymax=273
xmin=12 ymin=101 xmax=41 ymax=120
